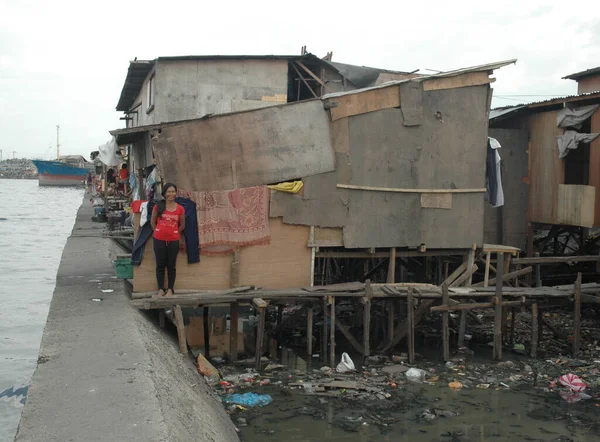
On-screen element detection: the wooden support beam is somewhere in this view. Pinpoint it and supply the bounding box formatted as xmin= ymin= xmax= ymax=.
xmin=307 ymin=304 xmax=313 ymax=357
xmin=291 ymin=62 xmax=318 ymax=98
xmin=334 ymin=319 xmax=364 ymax=354
xmin=573 ymin=272 xmax=582 ymax=355
xmin=387 ymin=247 xmax=396 ymax=283
xmin=530 ymin=302 xmax=539 ymax=358
xmin=473 ymin=266 xmax=532 ymax=287
xmin=483 ymin=252 xmax=492 ymax=287
xmin=450 ymin=264 xmax=478 ymax=288
xmin=509 ymin=307 xmax=516 ymax=347
xmin=203 ymin=307 xmax=210 ymax=358
xmin=229 ymin=302 xmax=239 ymax=361
xmin=407 ymin=287 xmax=415 ymax=364
xmin=337 ymin=184 xmax=486 ymax=194
xmin=322 ymin=297 xmax=328 ymax=364
xmin=512 ymin=255 xmax=600 ymax=265
xmin=174 ymin=305 xmax=187 ymax=355
xmin=535 ymin=252 xmax=542 ymax=287
xmin=231 ymin=250 xmax=240 ymax=288
xmin=379 ymin=300 xmax=436 ymax=351
xmin=443 ymin=262 xmax=468 ymax=286
xmin=442 ymin=284 xmax=450 ymax=361
xmin=363 ymin=280 xmax=373 ymax=360
xmin=159 ymin=310 xmax=165 ymax=329
xmin=296 ymin=61 xmax=326 ymax=87
xmin=458 ymin=246 xmax=476 ymax=347
xmin=493 ymin=252 xmax=504 ymax=361
xmin=387 ymin=300 xmax=395 ymax=341
xmin=255 ymin=306 xmax=266 ymax=371
xmin=329 ymin=296 xmax=336 ymax=369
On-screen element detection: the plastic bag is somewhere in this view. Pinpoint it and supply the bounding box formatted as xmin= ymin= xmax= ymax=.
xmin=223 ymin=392 xmax=273 ymax=407
xmin=559 ymin=373 xmax=587 ymax=392
xmin=405 ymin=368 xmax=427 ymax=383
xmin=336 ymin=352 xmax=355 ymax=373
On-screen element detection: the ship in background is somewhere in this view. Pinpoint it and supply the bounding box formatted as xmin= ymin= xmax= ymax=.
xmin=31 ymin=125 xmax=90 ymax=186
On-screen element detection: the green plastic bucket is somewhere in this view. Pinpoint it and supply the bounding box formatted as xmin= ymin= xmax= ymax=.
xmin=113 ymin=258 xmax=133 ymax=279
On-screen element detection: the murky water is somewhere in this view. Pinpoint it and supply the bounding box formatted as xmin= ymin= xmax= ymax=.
xmin=0 ymin=179 xmax=82 ymax=442
xmin=224 ymin=348 xmax=600 ymax=442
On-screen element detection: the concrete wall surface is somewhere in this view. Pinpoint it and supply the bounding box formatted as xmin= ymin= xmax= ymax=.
xmin=14 ymin=200 xmax=239 ymax=442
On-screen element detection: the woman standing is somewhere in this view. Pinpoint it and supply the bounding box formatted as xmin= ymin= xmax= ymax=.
xmin=151 ymin=183 xmax=185 ymax=297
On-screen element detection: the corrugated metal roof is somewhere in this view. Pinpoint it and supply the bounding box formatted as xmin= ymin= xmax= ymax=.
xmin=563 ymin=66 xmax=600 ymax=80
xmin=490 ymin=91 xmax=600 ymax=121
xmin=328 ymin=62 xmax=418 ymax=88
xmin=323 ymin=59 xmax=517 ymax=100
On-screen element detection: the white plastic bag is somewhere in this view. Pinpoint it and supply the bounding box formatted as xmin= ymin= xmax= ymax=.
xmin=405 ymin=368 xmax=427 ymax=382
xmin=336 ymin=352 xmax=356 ymax=373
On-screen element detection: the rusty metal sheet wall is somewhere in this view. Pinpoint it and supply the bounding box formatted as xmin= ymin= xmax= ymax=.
xmin=343 ymin=86 xmax=489 ymax=248
xmin=153 ymin=100 xmax=335 ymax=192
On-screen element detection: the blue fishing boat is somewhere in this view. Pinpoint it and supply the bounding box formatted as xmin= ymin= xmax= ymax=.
xmin=31 ymin=158 xmax=88 ymax=186
xmin=31 ymin=125 xmax=90 ymax=186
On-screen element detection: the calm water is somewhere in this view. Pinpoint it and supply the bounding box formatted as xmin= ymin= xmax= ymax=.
xmin=0 ymin=179 xmax=82 ymax=442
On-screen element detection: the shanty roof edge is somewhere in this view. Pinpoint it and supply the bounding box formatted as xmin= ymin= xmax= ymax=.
xmin=490 ymin=91 xmax=600 ymax=121
xmin=115 ymin=54 xmax=345 ymax=112
xmin=322 ymin=59 xmax=517 ymax=99
xmin=563 ymin=66 xmax=600 ymax=80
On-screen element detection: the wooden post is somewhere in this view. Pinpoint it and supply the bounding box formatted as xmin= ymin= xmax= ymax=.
xmin=573 ymin=272 xmax=582 ymax=355
xmin=535 ymin=252 xmax=542 ymax=287
xmin=174 ymin=305 xmax=187 ymax=355
xmin=484 ymin=252 xmax=491 ymax=287
xmin=388 ymin=247 xmax=396 ymax=283
xmin=229 ymin=302 xmax=239 ymax=361
xmin=203 ymin=306 xmax=210 ymax=359
xmin=493 ymin=252 xmax=504 ymax=360
xmin=442 ymin=283 xmax=450 ymax=361
xmin=363 ymin=280 xmax=373 ymax=361
xmin=509 ymin=308 xmax=516 ymax=347
xmin=322 ymin=297 xmax=328 ymax=364
xmin=159 ymin=310 xmax=165 ymax=329
xmin=407 ymin=287 xmax=415 ymax=364
xmin=387 ymin=300 xmax=395 ymax=341
xmin=329 ymin=296 xmax=336 ymax=368
xmin=530 ymin=303 xmax=538 ymax=358
xmin=443 ymin=262 xmax=449 ymax=281
xmin=255 ymin=306 xmax=266 ymax=371
xmin=458 ymin=245 xmax=476 ymax=347
xmin=307 ymin=304 xmax=313 ymax=357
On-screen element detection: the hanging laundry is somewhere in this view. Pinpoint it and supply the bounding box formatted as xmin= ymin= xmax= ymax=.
xmin=267 ymin=181 xmax=304 ymax=194
xmin=557 ymin=131 xmax=600 ymax=159
xmin=485 ymin=137 xmax=504 ymax=208
xmin=556 ymin=104 xmax=599 ymax=129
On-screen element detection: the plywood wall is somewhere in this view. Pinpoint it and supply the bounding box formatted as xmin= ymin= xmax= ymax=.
xmin=528 ymin=111 xmax=564 ymax=224
xmin=133 ymin=217 xmax=311 ymax=292
xmin=589 ymin=109 xmax=600 ymax=226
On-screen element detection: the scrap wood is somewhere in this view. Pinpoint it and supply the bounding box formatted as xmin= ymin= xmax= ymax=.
xmin=302 ymin=281 xmax=365 ymax=292
xmin=472 ymin=266 xmax=532 ymax=287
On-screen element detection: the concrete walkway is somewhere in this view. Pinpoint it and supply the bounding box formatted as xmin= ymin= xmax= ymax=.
xmin=15 ymin=198 xmax=239 ymax=442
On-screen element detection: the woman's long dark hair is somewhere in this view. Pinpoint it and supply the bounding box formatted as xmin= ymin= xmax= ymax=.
xmin=156 ymin=183 xmax=178 ymax=219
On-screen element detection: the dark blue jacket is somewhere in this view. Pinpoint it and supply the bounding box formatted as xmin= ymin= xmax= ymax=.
xmin=131 ymin=199 xmax=200 ymax=266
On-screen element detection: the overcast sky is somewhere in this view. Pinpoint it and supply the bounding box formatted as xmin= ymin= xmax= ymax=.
xmin=1 ymin=0 xmax=598 ymax=159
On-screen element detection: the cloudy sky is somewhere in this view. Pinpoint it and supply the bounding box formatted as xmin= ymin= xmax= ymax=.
xmin=1 ymin=0 xmax=598 ymax=159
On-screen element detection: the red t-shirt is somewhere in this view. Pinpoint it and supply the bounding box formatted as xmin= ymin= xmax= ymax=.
xmin=153 ymin=204 xmax=184 ymax=241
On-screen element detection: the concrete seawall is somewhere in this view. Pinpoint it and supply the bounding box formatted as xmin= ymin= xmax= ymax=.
xmin=15 ymin=199 xmax=239 ymax=442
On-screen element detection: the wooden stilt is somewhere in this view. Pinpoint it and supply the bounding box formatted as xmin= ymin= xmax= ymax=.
xmin=573 ymin=272 xmax=582 ymax=355
xmin=443 ymin=261 xmax=449 ymax=281
xmin=203 ymin=306 xmax=210 ymax=358
xmin=509 ymin=307 xmax=516 ymax=346
xmin=530 ymin=302 xmax=539 ymax=358
xmin=387 ymin=300 xmax=395 ymax=341
xmin=277 ymin=305 xmax=283 ymax=326
xmin=458 ymin=245 xmax=476 ymax=347
xmin=329 ymin=296 xmax=336 ymax=368
xmin=363 ymin=280 xmax=373 ymax=361
xmin=442 ymin=283 xmax=450 ymax=361
xmin=535 ymin=252 xmax=542 ymax=287
xmin=322 ymin=297 xmax=328 ymax=364
xmin=269 ymin=337 xmax=277 ymax=360
xmin=159 ymin=310 xmax=165 ymax=329
xmin=255 ymin=305 xmax=266 ymax=371
xmin=493 ymin=252 xmax=504 ymax=360
xmin=388 ymin=247 xmax=396 ymax=283
xmin=407 ymin=287 xmax=415 ymax=364
xmin=229 ymin=302 xmax=239 ymax=361
xmin=484 ymin=252 xmax=491 ymax=287
xmin=307 ymin=304 xmax=313 ymax=357
xmin=174 ymin=305 xmax=187 ymax=355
